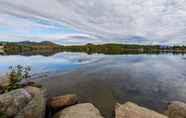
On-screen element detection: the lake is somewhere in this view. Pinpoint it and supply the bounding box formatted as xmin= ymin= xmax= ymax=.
xmin=0 ymin=52 xmax=186 ymax=118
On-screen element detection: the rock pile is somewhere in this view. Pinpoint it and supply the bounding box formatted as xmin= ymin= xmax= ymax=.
xmin=0 ymin=86 xmax=46 ymax=118
xmin=1 ymin=76 xmax=186 ymax=118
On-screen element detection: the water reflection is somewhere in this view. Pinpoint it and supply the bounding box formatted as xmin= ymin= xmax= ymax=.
xmin=0 ymin=52 xmax=104 ymax=74
xmin=0 ymin=52 xmax=186 ymax=118
xmin=39 ymin=54 xmax=186 ymax=118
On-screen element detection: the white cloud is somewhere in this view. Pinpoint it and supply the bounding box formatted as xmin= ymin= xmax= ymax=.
xmin=0 ymin=0 xmax=186 ymax=44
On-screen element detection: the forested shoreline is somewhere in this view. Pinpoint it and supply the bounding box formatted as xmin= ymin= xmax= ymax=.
xmin=1 ymin=41 xmax=186 ymax=55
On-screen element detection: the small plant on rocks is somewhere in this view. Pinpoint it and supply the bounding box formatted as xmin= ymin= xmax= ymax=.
xmin=2 ymin=65 xmax=32 ymax=93
xmin=0 ymin=112 xmax=8 ymax=118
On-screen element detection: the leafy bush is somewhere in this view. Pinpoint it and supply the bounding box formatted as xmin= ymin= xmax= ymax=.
xmin=0 ymin=112 xmax=8 ymax=118
xmin=8 ymin=65 xmax=31 ymax=83
xmin=2 ymin=65 xmax=32 ymax=93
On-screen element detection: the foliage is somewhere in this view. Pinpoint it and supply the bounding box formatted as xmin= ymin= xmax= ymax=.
xmin=2 ymin=41 xmax=61 ymax=54
xmin=8 ymin=65 xmax=31 ymax=83
xmin=2 ymin=65 xmax=32 ymax=93
xmin=0 ymin=112 xmax=8 ymax=118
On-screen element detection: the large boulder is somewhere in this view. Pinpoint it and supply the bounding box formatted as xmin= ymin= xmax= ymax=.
xmin=15 ymin=95 xmax=46 ymax=118
xmin=0 ymin=88 xmax=32 ymax=117
xmin=48 ymin=94 xmax=78 ymax=109
xmin=115 ymin=102 xmax=168 ymax=118
xmin=53 ymin=103 xmax=104 ymax=118
xmin=15 ymin=86 xmax=47 ymax=118
xmin=165 ymin=101 xmax=186 ymax=118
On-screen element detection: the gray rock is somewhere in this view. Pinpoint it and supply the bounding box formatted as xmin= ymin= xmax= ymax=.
xmin=53 ymin=103 xmax=104 ymax=118
xmin=48 ymin=94 xmax=78 ymax=109
xmin=15 ymin=87 xmax=47 ymax=118
xmin=165 ymin=101 xmax=186 ymax=118
xmin=15 ymin=95 xmax=46 ymax=118
xmin=0 ymin=88 xmax=32 ymax=117
xmin=115 ymin=102 xmax=168 ymax=118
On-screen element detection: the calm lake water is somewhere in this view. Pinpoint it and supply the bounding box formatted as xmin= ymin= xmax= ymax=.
xmin=1 ymin=52 xmax=186 ymax=117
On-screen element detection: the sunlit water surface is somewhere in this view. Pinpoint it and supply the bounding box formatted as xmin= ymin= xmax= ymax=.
xmin=0 ymin=52 xmax=186 ymax=118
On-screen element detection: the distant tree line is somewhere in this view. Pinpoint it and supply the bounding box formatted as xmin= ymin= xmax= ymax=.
xmin=0 ymin=41 xmax=62 ymax=54
xmin=61 ymin=43 xmax=186 ymax=54
xmin=1 ymin=41 xmax=186 ymax=55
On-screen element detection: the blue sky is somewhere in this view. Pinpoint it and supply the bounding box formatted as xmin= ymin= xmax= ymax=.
xmin=0 ymin=15 xmax=82 ymax=38
xmin=0 ymin=23 xmax=79 ymax=36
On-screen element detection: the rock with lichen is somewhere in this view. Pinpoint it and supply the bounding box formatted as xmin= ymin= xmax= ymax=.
xmin=0 ymin=88 xmax=32 ymax=117
xmin=115 ymin=102 xmax=168 ymax=118
xmin=53 ymin=103 xmax=104 ymax=118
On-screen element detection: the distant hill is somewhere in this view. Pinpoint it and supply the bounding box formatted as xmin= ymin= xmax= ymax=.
xmin=16 ymin=41 xmax=60 ymax=46
xmin=0 ymin=41 xmax=61 ymax=46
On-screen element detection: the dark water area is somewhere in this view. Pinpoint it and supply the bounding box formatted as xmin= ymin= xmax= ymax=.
xmin=0 ymin=52 xmax=186 ymax=118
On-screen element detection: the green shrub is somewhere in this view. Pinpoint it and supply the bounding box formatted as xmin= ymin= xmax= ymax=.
xmin=2 ymin=65 xmax=32 ymax=93
xmin=0 ymin=112 xmax=8 ymax=118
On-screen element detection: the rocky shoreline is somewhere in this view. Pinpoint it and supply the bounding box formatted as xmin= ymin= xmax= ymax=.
xmin=0 ymin=78 xmax=186 ymax=118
